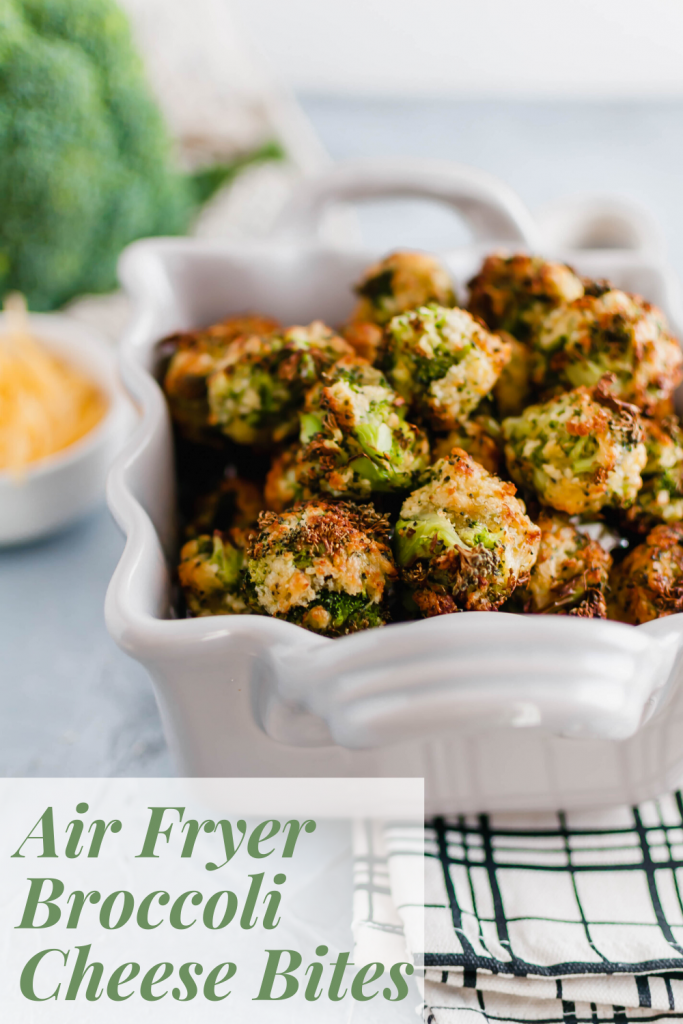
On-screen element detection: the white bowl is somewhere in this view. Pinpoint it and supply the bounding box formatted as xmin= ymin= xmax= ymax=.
xmin=0 ymin=313 xmax=135 ymax=545
xmin=106 ymin=159 xmax=683 ymax=814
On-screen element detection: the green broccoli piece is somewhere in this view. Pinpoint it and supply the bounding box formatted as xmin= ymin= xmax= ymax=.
xmin=0 ymin=0 xmax=281 ymax=309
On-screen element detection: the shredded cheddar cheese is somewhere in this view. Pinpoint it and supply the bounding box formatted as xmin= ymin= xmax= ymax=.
xmin=0 ymin=294 xmax=107 ymax=473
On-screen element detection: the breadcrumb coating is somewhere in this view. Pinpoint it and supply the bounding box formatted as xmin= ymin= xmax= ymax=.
xmin=493 ymin=334 xmax=535 ymax=418
xmin=516 ymin=512 xmax=612 ymax=617
xmin=609 ymin=522 xmax=683 ymax=624
xmin=163 ymin=314 xmax=280 ymax=438
xmin=395 ymin=447 xmax=540 ymax=614
xmin=384 ymin=304 xmax=511 ymax=429
xmin=623 ymin=417 xmax=683 ymax=533
xmin=243 ymin=500 xmax=397 ymax=635
xmin=533 ymin=289 xmax=683 ymax=414
xmin=503 ymin=377 xmax=647 ymax=515
xmin=467 ymin=254 xmax=584 ymax=340
xmin=341 ymin=320 xmax=385 ymax=364
xmin=351 ymin=250 xmax=455 ymax=326
xmin=207 ymin=321 xmax=352 ymax=445
xmin=265 ymin=355 xmax=429 ymax=509
xmin=431 ymin=414 xmax=503 ymax=475
xmin=179 ymin=530 xmax=251 ymax=617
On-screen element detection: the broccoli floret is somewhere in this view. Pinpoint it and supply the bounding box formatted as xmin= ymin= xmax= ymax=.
xmin=264 ymin=355 xmax=430 ymax=508
xmin=0 ymin=0 xmax=280 ymax=309
xmin=207 ymin=322 xmax=352 ymax=446
xmin=394 ymin=447 xmax=540 ymax=614
xmin=351 ymin=251 xmax=456 ymax=326
xmin=467 ymin=254 xmax=584 ymax=340
xmin=516 ymin=512 xmax=612 ymax=617
xmin=609 ymin=523 xmax=683 ymax=624
xmin=383 ymin=304 xmax=511 ymax=429
xmin=622 ymin=417 xmax=683 ymax=533
xmin=178 ymin=531 xmax=250 ymax=617
xmin=502 ymin=377 xmax=647 ymax=515
xmin=243 ymin=500 xmax=397 ymax=636
xmin=532 ymin=290 xmax=683 ymax=414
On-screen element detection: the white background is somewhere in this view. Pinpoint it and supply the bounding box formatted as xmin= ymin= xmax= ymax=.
xmin=233 ymin=0 xmax=683 ymax=98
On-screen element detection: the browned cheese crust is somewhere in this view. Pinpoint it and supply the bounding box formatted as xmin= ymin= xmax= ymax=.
xmin=609 ymin=522 xmax=683 ymax=625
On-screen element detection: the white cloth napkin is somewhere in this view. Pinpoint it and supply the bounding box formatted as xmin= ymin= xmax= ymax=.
xmin=353 ymin=793 xmax=683 ymax=1021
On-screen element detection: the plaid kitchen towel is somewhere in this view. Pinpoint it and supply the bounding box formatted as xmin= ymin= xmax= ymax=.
xmin=352 ymin=793 xmax=683 ymax=1022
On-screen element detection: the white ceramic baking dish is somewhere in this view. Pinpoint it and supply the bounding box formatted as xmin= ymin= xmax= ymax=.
xmin=106 ymin=159 xmax=683 ymax=814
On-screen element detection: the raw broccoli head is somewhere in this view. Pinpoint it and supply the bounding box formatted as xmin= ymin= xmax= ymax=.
xmin=0 ymin=0 xmax=280 ymax=309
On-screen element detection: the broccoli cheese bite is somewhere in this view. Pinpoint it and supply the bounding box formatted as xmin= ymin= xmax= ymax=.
xmin=383 ymin=304 xmax=511 ymax=429
xmin=515 ymin=512 xmax=612 ymax=617
xmin=533 ymin=289 xmax=683 ymax=414
xmin=502 ymin=379 xmax=646 ymax=515
xmin=351 ymin=251 xmax=455 ymax=326
xmin=431 ymin=413 xmax=503 ymax=475
xmin=493 ymin=334 xmax=535 ymax=418
xmin=264 ymin=356 xmax=430 ymax=509
xmin=394 ymin=448 xmax=540 ymax=614
xmin=163 ymin=314 xmax=280 ymax=438
xmin=207 ymin=321 xmax=352 ymax=446
xmin=179 ymin=530 xmax=250 ymax=617
xmin=609 ymin=523 xmax=683 ymax=624
xmin=186 ymin=476 xmax=263 ymax=539
xmin=622 ymin=417 xmax=683 ymax=533
xmin=342 ymin=320 xmax=385 ymax=365
xmin=467 ymin=254 xmax=584 ymax=340
xmin=243 ymin=500 xmax=397 ymax=636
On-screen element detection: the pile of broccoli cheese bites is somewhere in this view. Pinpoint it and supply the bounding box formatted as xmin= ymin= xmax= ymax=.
xmin=162 ymin=250 xmax=683 ymax=636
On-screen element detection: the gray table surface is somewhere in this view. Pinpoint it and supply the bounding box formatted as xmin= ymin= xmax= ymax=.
xmin=3 ymin=98 xmax=683 ymax=778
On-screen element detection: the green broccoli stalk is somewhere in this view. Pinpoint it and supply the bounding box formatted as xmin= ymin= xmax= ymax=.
xmin=0 ymin=0 xmax=283 ymax=310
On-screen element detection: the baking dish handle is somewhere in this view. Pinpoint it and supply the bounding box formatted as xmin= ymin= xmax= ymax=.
xmin=535 ymin=195 xmax=666 ymax=257
xmin=264 ymin=615 xmax=682 ymax=749
xmin=271 ymin=157 xmax=540 ymax=248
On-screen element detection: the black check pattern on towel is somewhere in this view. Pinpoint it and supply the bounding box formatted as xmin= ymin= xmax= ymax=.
xmin=425 ymin=792 xmax=683 ymax=978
